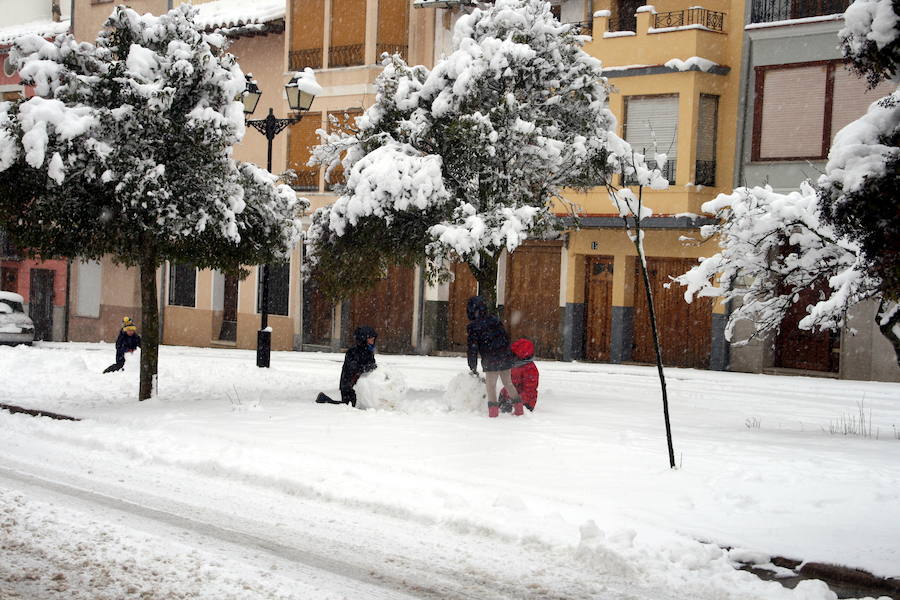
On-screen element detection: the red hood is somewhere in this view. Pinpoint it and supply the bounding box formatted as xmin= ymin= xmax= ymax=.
xmin=510 ymin=338 xmax=534 ymax=360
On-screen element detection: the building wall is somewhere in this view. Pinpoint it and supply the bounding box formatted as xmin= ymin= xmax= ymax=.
xmin=730 ymin=10 xmax=898 ymax=381
xmin=68 ymin=256 xmax=141 ymax=342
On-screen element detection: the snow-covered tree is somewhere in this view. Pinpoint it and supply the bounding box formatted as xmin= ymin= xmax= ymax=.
xmin=0 ymin=5 xmax=305 ymax=400
xmin=677 ymin=0 xmax=900 ymax=366
xmin=306 ymin=0 xmax=633 ymax=309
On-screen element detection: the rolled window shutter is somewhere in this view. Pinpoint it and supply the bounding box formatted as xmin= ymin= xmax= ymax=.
xmin=830 ymin=68 xmax=894 ymax=144
xmin=759 ymin=65 xmax=826 ymax=159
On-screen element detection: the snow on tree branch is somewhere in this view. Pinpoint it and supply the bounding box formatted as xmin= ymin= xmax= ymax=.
xmin=676 ymin=183 xmax=880 ymax=341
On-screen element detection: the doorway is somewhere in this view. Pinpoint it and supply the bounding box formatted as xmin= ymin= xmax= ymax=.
xmin=584 ymin=256 xmax=614 ymax=361
xmin=218 ymin=274 xmax=238 ymax=341
xmin=29 ymin=268 xmax=54 ymax=341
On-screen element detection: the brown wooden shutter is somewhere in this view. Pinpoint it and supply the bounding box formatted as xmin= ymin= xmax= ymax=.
xmin=289 ymin=112 xmax=321 ymax=191
xmin=290 ymin=0 xmax=324 ymax=70
xmin=695 ymin=94 xmax=718 ymax=185
xmin=325 ymin=109 xmax=362 ymax=190
xmin=758 ymin=65 xmax=827 ymax=159
xmin=377 ymin=0 xmax=409 ymax=61
xmin=830 ymin=67 xmax=894 ymax=144
xmin=330 ymin=0 xmax=366 ymax=67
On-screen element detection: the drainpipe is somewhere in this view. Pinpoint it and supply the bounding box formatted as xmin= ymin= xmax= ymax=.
xmin=63 ymin=258 xmax=71 ymax=341
xmin=158 ymin=262 xmax=167 ymax=342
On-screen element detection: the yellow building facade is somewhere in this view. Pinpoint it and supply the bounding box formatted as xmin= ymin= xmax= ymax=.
xmin=551 ymin=0 xmax=745 ymax=368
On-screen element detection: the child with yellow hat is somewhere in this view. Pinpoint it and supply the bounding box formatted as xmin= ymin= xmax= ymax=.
xmin=103 ymin=316 xmax=142 ymax=373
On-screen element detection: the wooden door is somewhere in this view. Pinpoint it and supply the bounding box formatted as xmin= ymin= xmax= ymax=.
xmin=774 ymin=285 xmax=839 ymax=372
xmin=302 ymin=276 xmax=334 ymax=346
xmin=448 ymin=262 xmax=478 ymax=351
xmin=615 ymin=0 xmax=643 ymax=31
xmin=348 ymin=265 xmax=414 ymax=353
xmin=584 ymin=256 xmax=614 ymax=361
xmin=632 ymin=257 xmax=712 ymax=368
xmin=505 ymin=242 xmax=562 ymax=358
xmin=218 ymin=274 xmax=239 ymax=341
xmin=29 ymin=268 xmax=54 ymax=341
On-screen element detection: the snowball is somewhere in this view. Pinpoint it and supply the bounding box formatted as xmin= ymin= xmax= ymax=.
xmin=442 ymin=371 xmax=486 ymax=413
xmin=354 ymin=367 xmax=409 ymax=411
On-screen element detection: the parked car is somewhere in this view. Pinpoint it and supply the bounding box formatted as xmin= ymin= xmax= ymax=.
xmin=0 ymin=291 xmax=35 ymax=345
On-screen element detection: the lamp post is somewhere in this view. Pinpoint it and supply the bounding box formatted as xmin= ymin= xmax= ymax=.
xmin=242 ymin=74 xmax=317 ymax=368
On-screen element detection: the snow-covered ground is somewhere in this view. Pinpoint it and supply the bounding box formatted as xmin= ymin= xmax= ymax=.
xmin=1 ymin=342 xmax=898 ymax=599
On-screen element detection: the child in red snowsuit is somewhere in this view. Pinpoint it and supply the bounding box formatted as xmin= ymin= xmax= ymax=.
xmin=499 ymin=338 xmax=539 ymax=412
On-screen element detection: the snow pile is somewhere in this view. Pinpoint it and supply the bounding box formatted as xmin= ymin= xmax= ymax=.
xmin=442 ymin=371 xmax=486 ymax=413
xmin=193 ymin=0 xmax=285 ymax=31
xmin=354 ymin=367 xmax=409 ymax=411
xmin=664 ymin=57 xmax=719 ymax=72
xmin=355 ymin=367 xmax=486 ymax=414
xmin=0 ymin=19 xmax=69 ymax=46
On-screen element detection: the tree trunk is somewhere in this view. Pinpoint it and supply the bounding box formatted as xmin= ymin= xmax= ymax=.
xmin=624 ymin=186 xmax=676 ymax=469
xmin=468 ymin=249 xmax=501 ymax=315
xmin=138 ymin=244 xmax=160 ymax=401
xmin=876 ymin=298 xmax=900 ymax=368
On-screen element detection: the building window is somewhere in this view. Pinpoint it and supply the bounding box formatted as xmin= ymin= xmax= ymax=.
xmin=611 ymin=0 xmax=643 ymax=31
xmin=75 ymin=260 xmax=101 ymax=318
xmin=752 ymin=61 xmax=894 ymax=161
xmin=168 ymin=263 xmax=196 ymax=307
xmin=324 ymin=109 xmax=363 ymax=191
xmin=695 ymin=94 xmax=719 ymax=186
xmin=289 ymin=0 xmax=324 ymax=70
xmin=377 ymin=0 xmax=409 ymax=62
xmin=257 ymin=261 xmax=290 ymax=317
xmin=623 ymin=94 xmax=679 ymax=184
xmin=750 ymin=0 xmax=851 ymax=24
xmin=330 ymin=0 xmax=366 ymax=67
xmin=289 ymin=112 xmax=321 ymax=192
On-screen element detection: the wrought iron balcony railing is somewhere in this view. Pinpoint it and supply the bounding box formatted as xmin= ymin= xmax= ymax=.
xmin=654 ymin=8 xmax=725 ymax=31
xmin=695 ymin=160 xmax=717 ymax=186
xmin=328 ymin=44 xmax=365 ymax=68
xmin=375 ymin=44 xmax=408 ymax=61
xmin=289 ymin=48 xmax=323 ymax=71
xmin=750 ymin=0 xmax=851 ymax=23
xmin=567 ymin=20 xmax=594 ymax=35
xmin=293 ymin=169 xmax=320 ymax=192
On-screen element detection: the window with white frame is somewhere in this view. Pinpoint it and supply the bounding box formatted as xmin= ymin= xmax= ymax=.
xmin=168 ymin=263 xmax=196 ymax=307
xmin=623 ymin=94 xmax=679 ymax=184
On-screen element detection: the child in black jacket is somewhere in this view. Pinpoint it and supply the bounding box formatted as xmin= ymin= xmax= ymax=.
xmin=466 ymin=296 xmax=522 ymax=417
xmin=316 ymin=326 xmax=377 ymax=407
xmin=103 ymin=317 xmax=141 ymax=373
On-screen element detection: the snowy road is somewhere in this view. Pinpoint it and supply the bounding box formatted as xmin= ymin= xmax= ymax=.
xmin=2 ymin=342 xmax=898 ymax=599
xmin=1 ymin=433 xmax=677 ymax=600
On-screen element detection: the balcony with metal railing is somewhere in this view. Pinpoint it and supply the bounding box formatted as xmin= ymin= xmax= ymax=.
xmin=587 ymin=7 xmax=730 ymax=73
xmin=328 ymin=44 xmax=365 ymax=68
xmin=654 ymin=8 xmax=725 ymax=31
xmin=293 ymin=169 xmax=320 ymax=192
xmin=289 ymin=48 xmax=323 ymax=71
xmin=750 ymin=0 xmax=852 ymax=23
xmin=695 ymin=160 xmax=716 ymax=186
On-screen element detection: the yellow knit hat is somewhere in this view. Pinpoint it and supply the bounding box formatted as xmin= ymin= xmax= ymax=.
xmin=123 ymin=325 xmax=137 ymax=333
xmin=123 ymin=316 xmax=134 ymax=326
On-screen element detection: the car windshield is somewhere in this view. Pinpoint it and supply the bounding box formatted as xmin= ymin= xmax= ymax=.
xmin=0 ymin=298 xmax=24 ymax=313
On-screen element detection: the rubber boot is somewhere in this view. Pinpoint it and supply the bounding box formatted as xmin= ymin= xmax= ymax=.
xmin=488 ymin=401 xmax=500 ymax=418
xmin=513 ymin=401 xmax=524 ymax=416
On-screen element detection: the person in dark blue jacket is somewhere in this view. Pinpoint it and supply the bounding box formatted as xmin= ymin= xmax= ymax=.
xmin=466 ymin=296 xmax=522 ymax=417
xmin=103 ymin=317 xmax=141 ymax=373
xmin=316 ymin=326 xmax=377 ymax=407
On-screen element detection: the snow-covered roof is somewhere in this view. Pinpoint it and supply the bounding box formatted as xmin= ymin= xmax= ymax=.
xmin=193 ymin=0 xmax=285 ymax=31
xmin=0 ymin=19 xmax=70 ymax=46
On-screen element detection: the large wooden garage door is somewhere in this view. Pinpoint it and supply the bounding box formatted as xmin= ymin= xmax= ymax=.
xmin=348 ymin=265 xmax=414 ymax=353
xmin=505 ymin=242 xmax=562 ymax=358
xmin=302 ymin=276 xmax=333 ymax=346
xmin=774 ymin=284 xmax=839 ymax=372
xmin=448 ymin=262 xmax=477 ymax=351
xmin=633 ymin=257 xmax=712 ymax=368
xmin=584 ymin=256 xmax=614 ymax=362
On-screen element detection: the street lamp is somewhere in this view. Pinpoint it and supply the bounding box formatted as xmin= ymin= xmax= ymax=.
xmin=242 ymin=72 xmax=318 ymax=368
